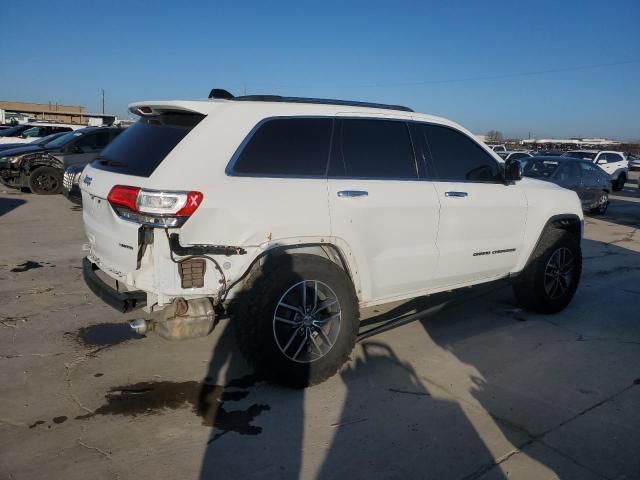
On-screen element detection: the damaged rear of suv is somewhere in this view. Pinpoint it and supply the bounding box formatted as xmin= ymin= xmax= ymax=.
xmin=81 ymin=91 xmax=584 ymax=387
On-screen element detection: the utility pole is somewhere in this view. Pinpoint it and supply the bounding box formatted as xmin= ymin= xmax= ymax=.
xmin=101 ymin=89 xmax=105 ymax=114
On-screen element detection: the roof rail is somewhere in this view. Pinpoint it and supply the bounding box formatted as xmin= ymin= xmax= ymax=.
xmin=207 ymin=88 xmax=413 ymax=112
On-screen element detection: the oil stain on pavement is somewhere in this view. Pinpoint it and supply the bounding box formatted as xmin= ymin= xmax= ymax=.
xmin=10 ymin=261 xmax=47 ymax=272
xmin=71 ymin=323 xmax=145 ymax=348
xmin=76 ymin=375 xmax=270 ymax=441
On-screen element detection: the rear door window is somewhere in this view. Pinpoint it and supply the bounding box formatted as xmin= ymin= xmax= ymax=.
xmin=604 ymin=153 xmax=623 ymax=163
xmin=555 ymin=161 xmax=581 ymax=182
xmin=579 ymin=161 xmax=601 ymax=180
xmin=231 ymin=118 xmax=332 ymax=176
xmin=76 ymin=131 xmax=111 ymax=152
xmin=91 ymin=113 xmax=204 ymax=177
xmin=331 ymin=119 xmax=417 ymax=179
xmin=51 ymin=127 xmax=72 ymax=134
xmin=422 ymin=124 xmax=500 ymax=182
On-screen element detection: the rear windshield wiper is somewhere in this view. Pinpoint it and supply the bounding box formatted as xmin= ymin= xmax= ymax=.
xmin=97 ymin=158 xmax=128 ymax=168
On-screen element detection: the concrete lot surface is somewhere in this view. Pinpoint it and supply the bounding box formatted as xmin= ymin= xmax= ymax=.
xmin=1 ymin=174 xmax=639 ymax=480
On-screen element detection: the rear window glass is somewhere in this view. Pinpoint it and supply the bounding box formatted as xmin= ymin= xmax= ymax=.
xmin=91 ymin=113 xmax=204 ymax=177
xmin=232 ymin=118 xmax=332 ymax=176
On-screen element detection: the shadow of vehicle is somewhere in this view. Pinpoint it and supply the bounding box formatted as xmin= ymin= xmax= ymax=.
xmin=360 ymin=238 xmax=640 ymax=478
xmin=196 ymin=236 xmax=639 ymax=479
xmin=0 ymin=196 xmax=27 ymax=217
xmin=316 ymin=340 xmax=509 ymax=480
xmin=197 ymin=254 xmax=509 ymax=479
xmin=198 ymin=253 xmax=309 ymax=479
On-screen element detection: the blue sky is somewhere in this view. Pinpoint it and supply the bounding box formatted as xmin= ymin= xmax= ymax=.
xmin=2 ymin=0 xmax=639 ymax=140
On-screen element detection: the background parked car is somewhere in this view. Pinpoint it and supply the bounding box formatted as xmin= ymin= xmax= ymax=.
xmin=531 ymin=150 xmax=565 ymax=156
xmin=61 ymin=163 xmax=85 ymax=205
xmin=0 ymin=126 xmax=123 ymax=194
xmin=628 ymin=154 xmax=640 ymax=171
xmin=0 ymin=124 xmax=32 ymax=138
xmin=0 ymin=122 xmax=82 ymax=145
xmin=487 ymin=144 xmax=507 ymax=152
xmin=0 ymin=132 xmax=66 ymax=153
xmin=564 ymin=150 xmax=628 ymax=191
xmin=520 ymin=156 xmax=611 ymax=214
xmin=496 ymin=151 xmax=533 ymax=161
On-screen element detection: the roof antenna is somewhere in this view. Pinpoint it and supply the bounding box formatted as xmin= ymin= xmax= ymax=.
xmin=209 ymin=88 xmax=234 ymax=100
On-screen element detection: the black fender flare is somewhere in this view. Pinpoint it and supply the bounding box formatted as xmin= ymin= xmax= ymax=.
xmin=222 ymin=242 xmax=354 ymax=302
xmin=516 ymin=214 xmax=582 ymax=275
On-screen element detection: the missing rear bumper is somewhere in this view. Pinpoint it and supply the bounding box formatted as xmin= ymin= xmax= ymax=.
xmin=82 ymin=257 xmax=146 ymax=313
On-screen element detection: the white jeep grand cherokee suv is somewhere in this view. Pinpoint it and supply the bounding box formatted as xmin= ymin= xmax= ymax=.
xmin=81 ymin=91 xmax=583 ymax=387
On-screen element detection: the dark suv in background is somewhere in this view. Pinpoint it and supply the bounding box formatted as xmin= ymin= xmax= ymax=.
xmin=0 ymin=126 xmax=122 ymax=194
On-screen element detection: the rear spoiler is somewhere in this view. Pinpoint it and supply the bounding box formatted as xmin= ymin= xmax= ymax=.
xmin=128 ymin=101 xmax=211 ymax=117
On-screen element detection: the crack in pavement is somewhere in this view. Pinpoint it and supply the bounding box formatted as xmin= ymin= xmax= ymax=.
xmin=449 ymin=377 xmax=638 ymax=480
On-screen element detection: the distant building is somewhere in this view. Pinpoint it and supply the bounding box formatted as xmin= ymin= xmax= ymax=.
xmin=0 ymin=100 xmax=115 ymax=126
xmin=520 ymin=138 xmax=621 ymax=148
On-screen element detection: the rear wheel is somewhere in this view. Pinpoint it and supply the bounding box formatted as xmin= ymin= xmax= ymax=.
xmin=589 ymin=190 xmax=609 ymax=215
xmin=613 ymin=174 xmax=626 ymax=191
xmin=513 ymin=229 xmax=582 ymax=314
xmin=28 ymin=166 xmax=62 ymax=195
xmin=234 ymin=254 xmax=359 ymax=388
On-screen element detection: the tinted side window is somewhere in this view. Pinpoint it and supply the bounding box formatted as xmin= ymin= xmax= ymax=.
xmin=555 ymin=162 xmax=581 ymax=182
xmin=423 ymin=124 xmax=499 ymax=182
xmin=232 ymin=118 xmax=332 ymax=176
xmin=511 ymin=152 xmax=530 ymax=160
xmin=579 ymin=162 xmax=600 ymax=180
xmin=76 ymin=131 xmax=111 ymax=151
xmin=605 ymin=153 xmax=622 ymax=163
xmin=94 ymin=131 xmax=111 ymax=149
xmin=335 ymin=119 xmax=417 ymax=179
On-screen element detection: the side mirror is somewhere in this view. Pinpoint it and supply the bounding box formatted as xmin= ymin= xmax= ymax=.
xmin=596 ymin=159 xmax=607 ymax=165
xmin=504 ymin=159 xmax=522 ymax=183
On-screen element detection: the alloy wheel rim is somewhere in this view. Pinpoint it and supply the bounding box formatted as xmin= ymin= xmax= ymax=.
xmin=36 ymin=173 xmax=58 ymax=192
xmin=599 ymin=192 xmax=608 ymax=212
xmin=543 ymin=247 xmax=575 ymax=299
xmin=273 ymin=280 xmax=341 ymax=363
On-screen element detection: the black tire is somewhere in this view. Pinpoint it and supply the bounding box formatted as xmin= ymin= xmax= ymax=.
xmin=233 ymin=253 xmax=359 ymax=388
xmin=513 ymin=229 xmax=582 ymax=314
xmin=28 ymin=166 xmax=62 ymax=195
xmin=612 ymin=174 xmax=626 ymax=191
xmin=20 ymin=187 xmax=31 ymax=193
xmin=589 ymin=190 xmax=609 ymax=215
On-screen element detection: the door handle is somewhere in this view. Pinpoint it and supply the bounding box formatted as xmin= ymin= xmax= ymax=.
xmin=337 ymin=190 xmax=368 ymax=198
xmin=444 ymin=191 xmax=468 ymax=198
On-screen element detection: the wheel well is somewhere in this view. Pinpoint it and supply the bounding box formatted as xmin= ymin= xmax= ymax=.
xmin=261 ymin=244 xmax=352 ymax=279
xmin=549 ymin=215 xmax=582 ymax=242
xmin=225 ymin=243 xmax=356 ymax=303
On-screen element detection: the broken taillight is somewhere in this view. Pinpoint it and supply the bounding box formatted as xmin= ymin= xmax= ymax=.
xmin=107 ymin=185 xmax=203 ymax=227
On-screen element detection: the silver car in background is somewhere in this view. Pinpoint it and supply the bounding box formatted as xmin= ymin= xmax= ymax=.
xmin=521 ymin=156 xmax=612 ymax=214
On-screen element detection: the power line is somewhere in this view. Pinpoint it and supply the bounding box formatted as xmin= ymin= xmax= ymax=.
xmin=242 ymin=60 xmax=640 ymax=90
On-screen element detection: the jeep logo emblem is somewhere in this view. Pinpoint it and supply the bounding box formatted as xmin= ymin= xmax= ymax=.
xmin=83 ymin=175 xmax=92 ymax=187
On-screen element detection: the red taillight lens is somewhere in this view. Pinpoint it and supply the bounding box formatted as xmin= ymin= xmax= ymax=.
xmin=107 ymin=185 xmax=140 ymax=212
xmin=175 ymin=191 xmax=203 ymax=216
xmin=107 ymin=185 xmax=203 ymax=227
